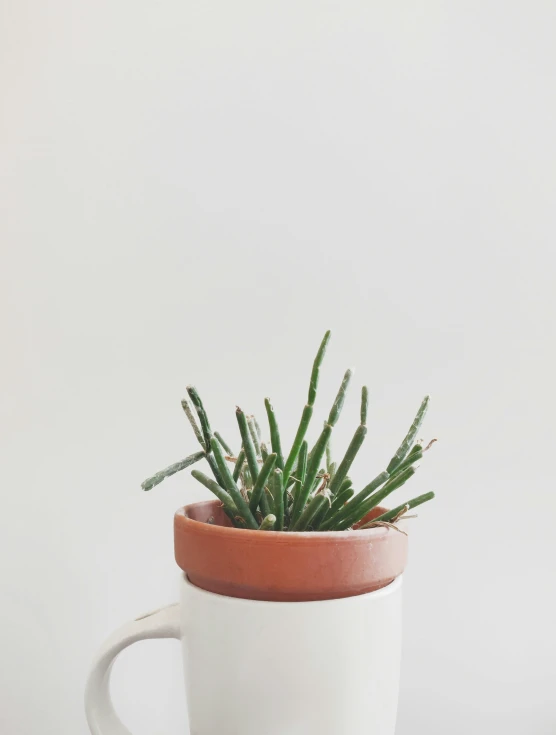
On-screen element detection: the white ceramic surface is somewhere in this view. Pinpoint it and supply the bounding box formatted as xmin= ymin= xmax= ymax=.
xmin=85 ymin=574 xmax=403 ymax=735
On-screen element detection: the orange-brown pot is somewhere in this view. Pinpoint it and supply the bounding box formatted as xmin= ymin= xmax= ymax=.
xmin=174 ymin=499 xmax=408 ymax=601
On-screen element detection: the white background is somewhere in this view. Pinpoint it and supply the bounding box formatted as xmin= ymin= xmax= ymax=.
xmin=1 ymin=2 xmax=555 ymax=733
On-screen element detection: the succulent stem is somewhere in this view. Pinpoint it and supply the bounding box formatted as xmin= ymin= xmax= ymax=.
xmin=283 ymin=331 xmax=331 ymax=487
xmin=291 ymin=494 xmax=329 ymax=532
xmin=360 ymin=491 xmax=435 ymax=527
xmin=181 ymin=398 xmax=205 ymax=448
xmin=264 ymin=398 xmax=284 ymax=470
xmin=236 ymin=407 xmax=260 ymax=483
xmin=386 ymin=395 xmax=430 ymax=474
xmin=214 ymin=432 xmax=233 ymax=456
xmin=247 ymin=416 xmax=261 ymax=456
xmin=259 ymin=514 xmax=276 ymax=531
xmin=141 ymin=451 xmax=205 ymax=491
xmin=249 ymin=452 xmax=277 ymax=514
xmin=210 ymin=438 xmax=258 ymax=529
xmin=191 ymin=469 xmax=237 ymax=515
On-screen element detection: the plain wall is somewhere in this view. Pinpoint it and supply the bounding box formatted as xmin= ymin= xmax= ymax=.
xmin=1 ymin=1 xmax=555 ymax=733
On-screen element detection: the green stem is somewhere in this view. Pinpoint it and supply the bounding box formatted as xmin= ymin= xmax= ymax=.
xmin=339 ymin=477 xmax=353 ymax=493
xmin=391 ymin=449 xmax=423 ymax=475
xmin=329 ymin=466 xmax=417 ymax=531
xmin=315 ymin=486 xmax=354 ymax=528
xmin=328 ymin=369 xmax=352 ymax=426
xmin=248 ymin=416 xmax=261 ymax=456
xmin=236 ymin=407 xmax=260 ymax=482
xmin=290 ymin=424 xmax=332 ymax=526
xmin=206 ymin=452 xmax=225 ymax=487
xmin=360 ymin=386 xmax=369 ymax=425
xmin=214 ymin=432 xmax=234 ymax=456
xmin=308 ymin=330 xmax=331 ymax=405
xmin=141 ymin=451 xmax=205 ymax=491
xmin=319 ymin=470 xmax=389 ymax=530
xmin=291 ymin=368 xmax=351 ymax=525
xmin=181 ymin=398 xmax=205 ymax=448
xmin=291 ymin=494 xmax=329 ymax=532
xmin=328 ymin=425 xmax=367 ymax=496
xmin=249 ymin=453 xmax=277 ymax=514
xmin=259 ymin=514 xmax=276 ymax=531
xmin=232 ymin=449 xmax=245 ymax=481
xmin=186 ymin=386 xmax=213 ymax=452
xmin=191 ymin=469 xmax=237 ymax=515
xmin=271 ymin=468 xmax=284 ymax=530
xmin=360 ymin=491 xmax=435 ymax=527
xmin=386 ymin=395 xmax=430 ymax=474
xmin=210 ymin=438 xmax=258 ymax=529
xmin=283 ymin=331 xmax=331 ymax=487
xmin=264 ymin=398 xmax=284 ymax=470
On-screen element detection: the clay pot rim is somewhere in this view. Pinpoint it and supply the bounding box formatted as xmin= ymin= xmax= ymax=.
xmin=181 ymin=570 xmax=403 ymax=607
xmin=176 ymin=500 xmax=394 ymax=542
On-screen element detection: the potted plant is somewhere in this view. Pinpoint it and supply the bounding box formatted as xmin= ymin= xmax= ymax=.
xmin=85 ymin=331 xmax=436 ymax=735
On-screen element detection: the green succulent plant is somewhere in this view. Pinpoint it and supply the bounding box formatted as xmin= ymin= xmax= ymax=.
xmin=142 ymin=331 xmax=436 ymax=531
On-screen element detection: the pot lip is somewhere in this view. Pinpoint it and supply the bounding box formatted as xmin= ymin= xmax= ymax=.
xmin=175 ymin=499 xmax=395 ymax=542
xmin=181 ymin=571 xmax=403 ymax=606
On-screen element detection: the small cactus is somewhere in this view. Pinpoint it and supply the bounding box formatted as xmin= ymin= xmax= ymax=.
xmin=142 ymin=332 xmax=436 ymax=531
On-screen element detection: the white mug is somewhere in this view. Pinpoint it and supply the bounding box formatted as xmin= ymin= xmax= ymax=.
xmin=85 ymin=574 xmax=402 ymax=735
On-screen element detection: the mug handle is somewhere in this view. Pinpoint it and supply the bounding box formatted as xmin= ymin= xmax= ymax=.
xmin=85 ymin=603 xmax=182 ymax=735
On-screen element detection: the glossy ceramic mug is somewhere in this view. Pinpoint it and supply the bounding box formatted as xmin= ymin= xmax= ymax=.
xmin=85 ymin=573 xmax=402 ymax=735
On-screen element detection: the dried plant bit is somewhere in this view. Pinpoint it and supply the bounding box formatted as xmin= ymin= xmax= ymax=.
xmin=236 ymin=407 xmax=260 ymax=482
xmin=392 ymin=504 xmax=411 ymax=522
xmin=181 ymin=398 xmax=205 ymax=448
xmin=247 ymin=416 xmax=262 ymax=456
xmin=259 ymin=514 xmax=277 ymax=531
xmin=315 ymin=473 xmax=331 ymax=495
xmin=360 ymin=520 xmax=408 ymax=536
xmin=186 ymin=386 xmax=214 ymax=453
xmin=387 ymin=395 xmax=430 ymax=474
xmin=214 ymin=432 xmax=234 ymax=456
xmin=210 ymin=437 xmax=259 ymax=529
xmin=424 ymin=438 xmax=438 ymax=451
xmin=141 ymin=450 xmax=205 ymax=491
xmin=249 ymin=453 xmax=277 ymax=515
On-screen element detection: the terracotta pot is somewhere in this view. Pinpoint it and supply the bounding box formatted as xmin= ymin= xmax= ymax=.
xmin=174 ymin=499 xmax=408 ymax=602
